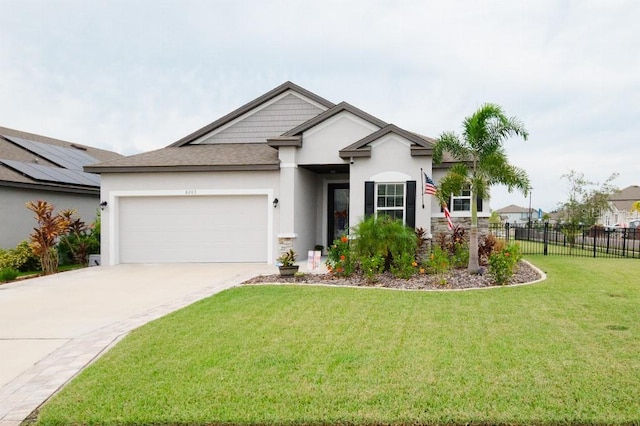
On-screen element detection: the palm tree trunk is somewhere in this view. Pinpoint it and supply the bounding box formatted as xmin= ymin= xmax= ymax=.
xmin=468 ymin=190 xmax=480 ymax=273
xmin=468 ymin=224 xmax=479 ymax=273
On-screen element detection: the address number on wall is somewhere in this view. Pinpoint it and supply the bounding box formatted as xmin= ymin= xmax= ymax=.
xmin=184 ymin=189 xmax=197 ymax=195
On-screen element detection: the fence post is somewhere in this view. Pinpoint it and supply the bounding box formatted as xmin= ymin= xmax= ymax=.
xmin=543 ymin=222 xmax=548 ymax=256
xmin=622 ymin=229 xmax=627 ymax=257
xmin=593 ymin=228 xmax=597 ymax=258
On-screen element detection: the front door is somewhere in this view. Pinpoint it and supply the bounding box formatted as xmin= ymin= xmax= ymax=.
xmin=327 ymin=183 xmax=349 ymax=247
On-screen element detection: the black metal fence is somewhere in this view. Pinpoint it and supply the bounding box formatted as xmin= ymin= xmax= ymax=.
xmin=488 ymin=223 xmax=640 ymax=259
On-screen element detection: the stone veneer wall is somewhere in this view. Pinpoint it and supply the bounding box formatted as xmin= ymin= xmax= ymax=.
xmin=431 ymin=217 xmax=490 ymax=239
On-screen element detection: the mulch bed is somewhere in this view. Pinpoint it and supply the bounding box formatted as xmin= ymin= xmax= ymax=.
xmin=243 ymin=261 xmax=544 ymax=291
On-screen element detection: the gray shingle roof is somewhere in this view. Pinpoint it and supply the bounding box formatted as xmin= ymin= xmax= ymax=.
xmin=495 ymin=204 xmax=532 ymax=213
xmin=85 ymin=144 xmax=279 ymax=173
xmin=88 ymin=81 xmax=442 ymax=173
xmin=609 ymin=185 xmax=640 ymax=212
xmin=170 ymin=81 xmax=334 ymax=147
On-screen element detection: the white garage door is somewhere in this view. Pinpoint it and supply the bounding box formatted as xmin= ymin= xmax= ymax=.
xmin=118 ymin=195 xmax=268 ymax=263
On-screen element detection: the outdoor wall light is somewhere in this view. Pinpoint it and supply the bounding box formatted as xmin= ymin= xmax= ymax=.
xmin=100 ymin=201 xmax=108 ymax=210
xmin=273 ymin=198 xmax=279 ymax=208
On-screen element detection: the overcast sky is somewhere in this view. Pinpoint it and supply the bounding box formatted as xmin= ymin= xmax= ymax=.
xmin=1 ymin=0 xmax=638 ymax=211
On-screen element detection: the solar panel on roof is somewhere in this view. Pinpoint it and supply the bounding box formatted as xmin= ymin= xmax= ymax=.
xmin=1 ymin=135 xmax=99 ymax=171
xmin=0 ymin=159 xmax=100 ymax=187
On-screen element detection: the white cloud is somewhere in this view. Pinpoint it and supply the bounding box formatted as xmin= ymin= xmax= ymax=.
xmin=0 ymin=0 xmax=638 ymax=210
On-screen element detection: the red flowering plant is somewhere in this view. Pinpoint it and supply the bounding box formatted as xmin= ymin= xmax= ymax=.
xmin=326 ymin=235 xmax=355 ymax=277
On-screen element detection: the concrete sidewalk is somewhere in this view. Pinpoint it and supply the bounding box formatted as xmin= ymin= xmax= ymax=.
xmin=0 ymin=263 xmax=275 ymax=425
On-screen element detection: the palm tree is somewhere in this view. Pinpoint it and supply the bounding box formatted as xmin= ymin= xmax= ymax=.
xmin=433 ymin=103 xmax=530 ymax=273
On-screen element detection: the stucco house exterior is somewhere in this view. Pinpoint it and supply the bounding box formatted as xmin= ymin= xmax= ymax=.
xmin=0 ymin=126 xmax=122 ymax=248
xmin=86 ymin=82 xmax=490 ymax=265
xmin=599 ymin=185 xmax=640 ymax=227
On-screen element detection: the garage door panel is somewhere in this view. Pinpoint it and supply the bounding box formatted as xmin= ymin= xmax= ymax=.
xmin=119 ymin=195 xmax=267 ymax=263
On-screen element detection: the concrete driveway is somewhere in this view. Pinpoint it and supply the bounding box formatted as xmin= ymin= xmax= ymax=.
xmin=0 ymin=263 xmax=275 ymax=425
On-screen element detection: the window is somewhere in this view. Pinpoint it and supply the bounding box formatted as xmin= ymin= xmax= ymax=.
xmin=376 ymin=183 xmax=404 ymax=221
xmin=451 ymin=187 xmax=471 ymax=212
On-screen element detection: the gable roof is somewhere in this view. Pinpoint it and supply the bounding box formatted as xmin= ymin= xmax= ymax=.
xmin=282 ymin=102 xmax=387 ymax=137
xmin=495 ymin=204 xmax=532 ymax=214
xmin=169 ymin=81 xmax=335 ymax=147
xmin=88 ymin=81 xmax=443 ymax=173
xmin=338 ymin=124 xmax=435 ymax=159
xmin=0 ymin=126 xmax=122 ymax=193
xmin=608 ymin=185 xmax=640 ymax=212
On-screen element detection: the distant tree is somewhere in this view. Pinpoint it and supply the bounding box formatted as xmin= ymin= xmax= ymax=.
xmin=558 ymin=170 xmax=618 ymax=250
xmin=558 ymin=170 xmax=618 ymax=227
xmin=488 ymin=211 xmax=502 ymax=225
xmin=433 ymin=103 xmax=530 ymax=274
xmin=632 ymin=201 xmax=640 ymax=216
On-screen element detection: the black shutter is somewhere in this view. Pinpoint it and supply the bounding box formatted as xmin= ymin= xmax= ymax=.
xmin=364 ymin=181 xmax=375 ymax=217
xmin=476 ymin=195 xmax=483 ymax=212
xmin=406 ymin=181 xmax=416 ymax=228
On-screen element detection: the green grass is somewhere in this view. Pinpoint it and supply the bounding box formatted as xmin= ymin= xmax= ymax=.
xmin=35 ymin=256 xmax=640 ymax=425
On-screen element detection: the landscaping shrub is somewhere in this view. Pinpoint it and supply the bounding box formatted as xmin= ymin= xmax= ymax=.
xmin=434 ymin=225 xmax=469 ymax=269
xmin=424 ymin=245 xmax=451 ymax=275
xmin=26 ymin=200 xmax=69 ymax=275
xmin=0 ymin=267 xmax=19 ymax=283
xmin=478 ymin=233 xmax=498 ymax=265
xmin=351 ymin=215 xmax=418 ymax=271
xmin=451 ymin=242 xmax=469 ymax=268
xmin=326 ymin=235 xmax=355 ymax=277
xmin=390 ymin=252 xmax=417 ymax=279
xmin=58 ymin=210 xmax=100 ymax=266
xmin=359 ymin=253 xmax=385 ymax=283
xmin=488 ymin=242 xmax=522 ymax=285
xmin=0 ymin=241 xmax=40 ymax=272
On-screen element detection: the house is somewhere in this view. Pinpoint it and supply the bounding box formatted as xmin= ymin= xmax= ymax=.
xmin=494 ymin=204 xmax=540 ymax=224
xmin=86 ymin=82 xmax=490 ymax=265
xmin=599 ymin=185 xmax=640 ymax=226
xmin=0 ymin=126 xmax=122 ymax=248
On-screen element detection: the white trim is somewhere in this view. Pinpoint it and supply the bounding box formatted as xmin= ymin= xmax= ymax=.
xmin=108 ymin=188 xmax=273 ymax=265
xmin=375 ymin=182 xmax=406 ymax=222
xmin=280 ymin=163 xmax=298 ymax=168
xmin=192 ymin=90 xmax=329 ymax=144
xmin=369 ymin=171 xmax=411 ymax=182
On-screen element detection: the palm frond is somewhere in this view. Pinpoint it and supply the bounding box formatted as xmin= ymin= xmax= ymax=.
xmin=433 ymin=132 xmax=471 ymax=164
xmin=437 ymin=163 xmax=469 ymax=202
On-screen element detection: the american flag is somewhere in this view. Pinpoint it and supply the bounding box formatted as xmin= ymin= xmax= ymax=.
xmin=443 ymin=205 xmax=454 ymax=230
xmin=423 ymin=172 xmax=437 ymax=195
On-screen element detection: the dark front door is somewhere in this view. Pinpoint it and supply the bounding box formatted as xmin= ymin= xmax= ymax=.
xmin=327 ymin=183 xmax=349 ymax=247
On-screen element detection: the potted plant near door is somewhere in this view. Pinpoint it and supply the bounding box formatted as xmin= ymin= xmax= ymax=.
xmin=277 ymin=249 xmax=299 ymax=276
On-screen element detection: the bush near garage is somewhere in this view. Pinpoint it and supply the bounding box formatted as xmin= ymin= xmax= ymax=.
xmin=0 ymin=240 xmax=40 ymax=272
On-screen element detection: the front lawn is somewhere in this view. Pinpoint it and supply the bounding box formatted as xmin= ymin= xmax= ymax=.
xmin=35 ymin=256 xmax=640 ymax=425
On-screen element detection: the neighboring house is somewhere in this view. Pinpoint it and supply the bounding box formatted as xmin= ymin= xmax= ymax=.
xmin=494 ymin=204 xmax=540 ymax=224
xmin=87 ymin=82 xmax=490 ymax=265
xmin=0 ymin=126 xmax=122 ymax=248
xmin=599 ymin=185 xmax=640 ymax=226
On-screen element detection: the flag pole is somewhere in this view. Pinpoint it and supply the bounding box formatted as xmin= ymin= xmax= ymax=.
xmin=420 ymin=168 xmax=424 ymax=209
